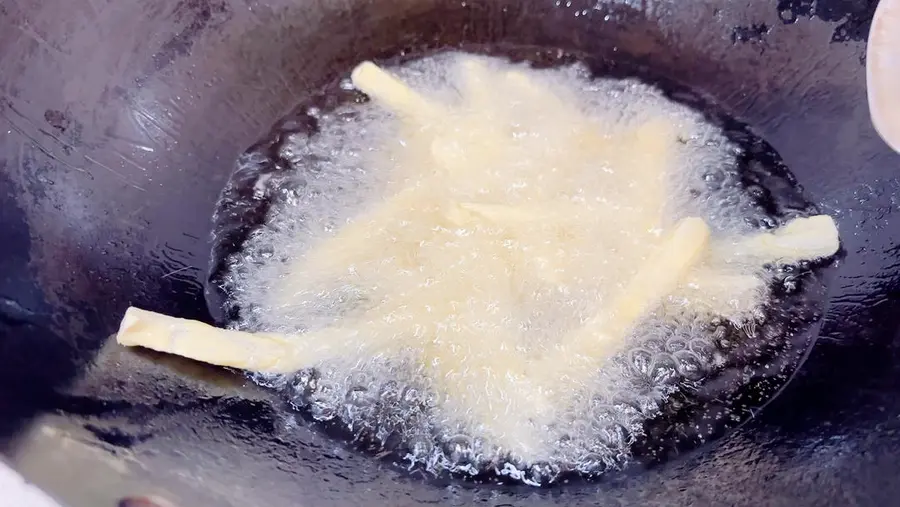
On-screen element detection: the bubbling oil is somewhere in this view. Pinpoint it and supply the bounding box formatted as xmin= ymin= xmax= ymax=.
xmin=209 ymin=49 xmax=831 ymax=485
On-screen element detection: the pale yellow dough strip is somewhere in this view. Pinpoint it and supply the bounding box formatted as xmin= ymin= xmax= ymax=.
xmin=714 ymin=215 xmax=840 ymax=263
xmin=115 ymin=213 xmax=837 ymax=375
xmin=600 ymin=217 xmax=712 ymax=335
xmin=117 ymin=298 xmax=425 ymax=374
xmin=538 ymin=217 xmax=710 ymax=380
xmin=117 ymin=307 xmax=306 ymax=374
xmin=351 ymin=61 xmax=443 ymax=120
xmin=115 ymin=219 xmax=708 ymax=375
xmin=488 ymin=217 xmax=710 ymax=433
xmin=116 ymin=58 xmax=841 ymax=382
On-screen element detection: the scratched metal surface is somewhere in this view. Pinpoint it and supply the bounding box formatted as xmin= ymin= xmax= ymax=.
xmin=0 ymin=0 xmax=899 ymax=506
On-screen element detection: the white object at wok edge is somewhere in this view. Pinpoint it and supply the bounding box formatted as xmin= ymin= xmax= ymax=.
xmin=0 ymin=460 xmax=65 ymax=507
xmin=867 ymin=0 xmax=900 ymax=153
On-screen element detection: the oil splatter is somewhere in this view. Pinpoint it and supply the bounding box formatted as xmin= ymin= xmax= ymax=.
xmin=776 ymin=0 xmax=877 ymax=42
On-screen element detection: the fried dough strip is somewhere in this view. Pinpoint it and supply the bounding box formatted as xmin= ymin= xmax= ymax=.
xmin=351 ymin=61 xmax=444 ymax=120
xmin=116 ymin=219 xmax=706 ymax=377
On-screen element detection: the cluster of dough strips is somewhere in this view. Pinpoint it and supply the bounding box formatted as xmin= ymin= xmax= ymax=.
xmin=118 ymin=58 xmax=839 ymax=455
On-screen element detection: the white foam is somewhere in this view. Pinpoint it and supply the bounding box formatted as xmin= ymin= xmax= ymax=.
xmin=224 ymin=52 xmax=785 ymax=483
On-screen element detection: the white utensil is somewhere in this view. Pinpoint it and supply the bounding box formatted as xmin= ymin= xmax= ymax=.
xmin=867 ymin=0 xmax=900 ymax=153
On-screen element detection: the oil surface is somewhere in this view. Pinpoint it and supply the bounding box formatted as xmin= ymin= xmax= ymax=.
xmin=209 ymin=47 xmax=832 ymax=485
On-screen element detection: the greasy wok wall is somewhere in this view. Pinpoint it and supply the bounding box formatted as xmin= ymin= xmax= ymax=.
xmin=1 ymin=1 xmax=899 ymax=506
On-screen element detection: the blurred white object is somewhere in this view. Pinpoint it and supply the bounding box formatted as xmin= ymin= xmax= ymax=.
xmin=867 ymin=0 xmax=900 ymax=153
xmin=0 ymin=461 xmax=64 ymax=507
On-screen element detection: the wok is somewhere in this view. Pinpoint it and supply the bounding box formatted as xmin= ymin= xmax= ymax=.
xmin=1 ymin=0 xmax=898 ymax=505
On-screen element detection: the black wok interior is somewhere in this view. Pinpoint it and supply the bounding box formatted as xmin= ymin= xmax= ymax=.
xmin=1 ymin=0 xmax=899 ymax=506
